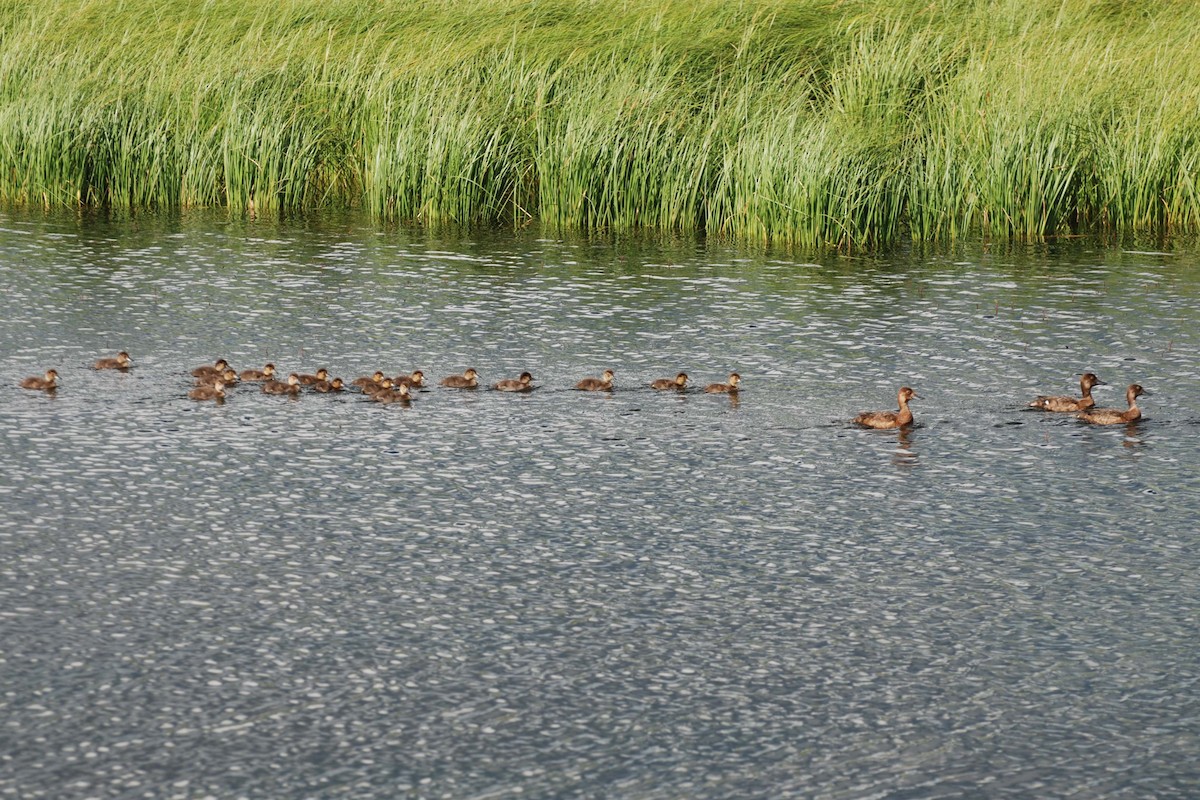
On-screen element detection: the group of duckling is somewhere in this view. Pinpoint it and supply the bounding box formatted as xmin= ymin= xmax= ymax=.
xmin=19 ymin=353 xmax=1149 ymax=427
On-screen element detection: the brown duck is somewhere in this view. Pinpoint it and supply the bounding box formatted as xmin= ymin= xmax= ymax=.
xmin=1077 ymin=384 xmax=1148 ymax=425
xmin=1029 ymin=373 xmax=1106 ymax=412
xmin=493 ymin=372 xmax=534 ymax=392
xmin=94 ymin=351 xmax=132 ymax=370
xmin=440 ymin=368 xmax=479 ymax=389
xmin=651 ymin=372 xmax=688 ymax=391
xmin=20 ymin=369 xmax=59 ymax=390
xmin=704 ymin=373 xmax=741 ymax=394
xmin=854 ymin=387 xmax=918 ymax=429
xmin=575 ymin=370 xmax=614 ymax=391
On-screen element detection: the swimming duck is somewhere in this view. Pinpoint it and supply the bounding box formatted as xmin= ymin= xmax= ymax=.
xmin=493 ymin=372 xmax=534 ymax=392
xmin=196 ymin=367 xmax=239 ymax=388
xmin=351 ymin=371 xmax=386 ymax=389
xmin=312 ymin=377 xmax=345 ymax=393
xmin=94 ymin=351 xmax=132 ymax=370
xmin=262 ymin=373 xmax=301 ymax=395
xmin=1077 ymin=384 xmax=1148 ymax=425
xmin=362 ymin=378 xmax=395 ymax=396
xmin=297 ymin=368 xmax=329 ymax=385
xmin=372 ymin=384 xmax=412 ymax=404
xmin=440 ymin=368 xmax=479 ymax=389
xmin=189 ymin=380 xmax=225 ymax=401
xmin=1029 ymin=373 xmax=1106 ymax=412
xmin=650 ymin=372 xmax=688 ymax=391
xmin=191 ymin=359 xmax=230 ymax=379
xmin=575 ymin=370 xmax=615 ymax=391
xmin=20 ymin=369 xmax=59 ymax=390
xmin=854 ymin=386 xmax=918 ymax=429
xmin=240 ymin=363 xmax=276 ymax=382
xmin=705 ymin=373 xmax=741 ymax=393
xmin=393 ymin=370 xmax=425 ymax=389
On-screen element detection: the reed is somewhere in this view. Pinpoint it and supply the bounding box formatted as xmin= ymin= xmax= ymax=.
xmin=2 ymin=0 xmax=1199 ymax=247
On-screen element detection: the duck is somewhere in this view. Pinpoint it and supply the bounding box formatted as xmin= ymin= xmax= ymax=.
xmin=20 ymin=369 xmax=59 ymax=391
xmin=854 ymin=386 xmax=918 ymax=429
xmin=650 ymin=372 xmax=688 ymax=391
xmin=351 ymin=371 xmax=386 ymax=389
xmin=196 ymin=367 xmax=239 ymax=387
xmin=297 ymin=368 xmax=329 ymax=385
xmin=262 ymin=373 xmax=301 ymax=395
xmin=393 ymin=370 xmax=425 ymax=389
xmin=191 ymin=359 xmax=230 ymax=379
xmin=94 ymin=351 xmax=132 ymax=370
xmin=493 ymin=372 xmax=534 ymax=392
xmin=361 ymin=378 xmax=395 ymax=396
xmin=312 ymin=377 xmax=345 ymax=393
xmin=704 ymin=373 xmax=741 ymax=393
xmin=440 ymin=368 xmax=479 ymax=389
xmin=372 ymin=384 xmax=412 ymax=404
xmin=188 ymin=380 xmax=226 ymax=401
xmin=1077 ymin=384 xmax=1148 ymax=425
xmin=575 ymin=369 xmax=615 ymax=391
xmin=240 ymin=363 xmax=276 ymax=382
xmin=1029 ymin=372 xmax=1106 ymax=412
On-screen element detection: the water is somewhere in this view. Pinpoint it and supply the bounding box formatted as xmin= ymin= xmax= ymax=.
xmin=2 ymin=212 xmax=1198 ymax=799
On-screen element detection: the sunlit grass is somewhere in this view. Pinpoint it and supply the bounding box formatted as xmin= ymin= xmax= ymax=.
xmin=2 ymin=0 xmax=1199 ymax=247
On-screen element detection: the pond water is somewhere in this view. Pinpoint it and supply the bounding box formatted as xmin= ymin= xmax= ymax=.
xmin=1 ymin=212 xmax=1198 ymax=799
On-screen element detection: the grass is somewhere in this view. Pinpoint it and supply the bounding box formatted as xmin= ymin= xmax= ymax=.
xmin=2 ymin=0 xmax=1199 ymax=248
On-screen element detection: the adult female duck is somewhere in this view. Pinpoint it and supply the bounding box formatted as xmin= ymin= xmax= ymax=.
xmin=1077 ymin=384 xmax=1148 ymax=425
xmin=1029 ymin=373 xmax=1105 ymax=411
xmin=854 ymin=387 xmax=918 ymax=429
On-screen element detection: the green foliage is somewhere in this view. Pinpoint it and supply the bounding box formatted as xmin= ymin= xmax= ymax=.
xmin=2 ymin=0 xmax=1199 ymax=247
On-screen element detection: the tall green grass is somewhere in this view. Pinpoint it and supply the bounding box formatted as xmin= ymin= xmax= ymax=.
xmin=2 ymin=0 xmax=1199 ymax=247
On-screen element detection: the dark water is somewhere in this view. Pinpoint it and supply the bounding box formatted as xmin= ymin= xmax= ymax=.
xmin=2 ymin=212 xmax=1198 ymax=799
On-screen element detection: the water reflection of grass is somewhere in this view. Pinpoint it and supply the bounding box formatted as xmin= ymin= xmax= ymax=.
xmin=2 ymin=0 xmax=1199 ymax=248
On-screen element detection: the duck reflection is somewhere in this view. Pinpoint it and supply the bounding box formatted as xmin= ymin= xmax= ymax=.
xmin=1121 ymin=420 xmax=1148 ymax=450
xmin=892 ymin=425 xmax=918 ymax=469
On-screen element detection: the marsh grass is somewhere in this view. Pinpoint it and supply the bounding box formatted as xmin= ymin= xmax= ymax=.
xmin=2 ymin=0 xmax=1199 ymax=247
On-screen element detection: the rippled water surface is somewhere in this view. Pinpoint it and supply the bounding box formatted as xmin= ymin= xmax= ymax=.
xmin=2 ymin=212 xmax=1199 ymax=799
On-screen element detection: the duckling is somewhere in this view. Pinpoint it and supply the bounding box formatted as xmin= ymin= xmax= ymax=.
xmin=650 ymin=372 xmax=688 ymax=391
xmin=440 ymin=368 xmax=479 ymax=389
xmin=191 ymin=359 xmax=230 ymax=379
xmin=854 ymin=386 xmax=918 ymax=429
xmin=262 ymin=373 xmax=302 ymax=395
xmin=20 ymin=369 xmax=59 ymax=391
xmin=362 ymin=377 xmax=395 ymax=396
xmin=240 ymin=363 xmax=276 ymax=382
xmin=1077 ymin=384 xmax=1148 ymax=425
xmin=351 ymin=371 xmax=386 ymax=389
xmin=493 ymin=372 xmax=534 ymax=392
xmin=393 ymin=370 xmax=425 ymax=389
xmin=372 ymin=384 xmax=412 ymax=405
xmin=1029 ymin=372 xmax=1106 ymax=412
xmin=312 ymin=377 xmax=345 ymax=393
xmin=188 ymin=380 xmax=226 ymax=401
xmin=575 ymin=369 xmax=615 ymax=391
xmin=94 ymin=351 xmax=132 ymax=370
xmin=705 ymin=373 xmax=741 ymax=394
xmin=297 ymin=368 xmax=329 ymax=385
xmin=196 ymin=367 xmax=239 ymax=388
